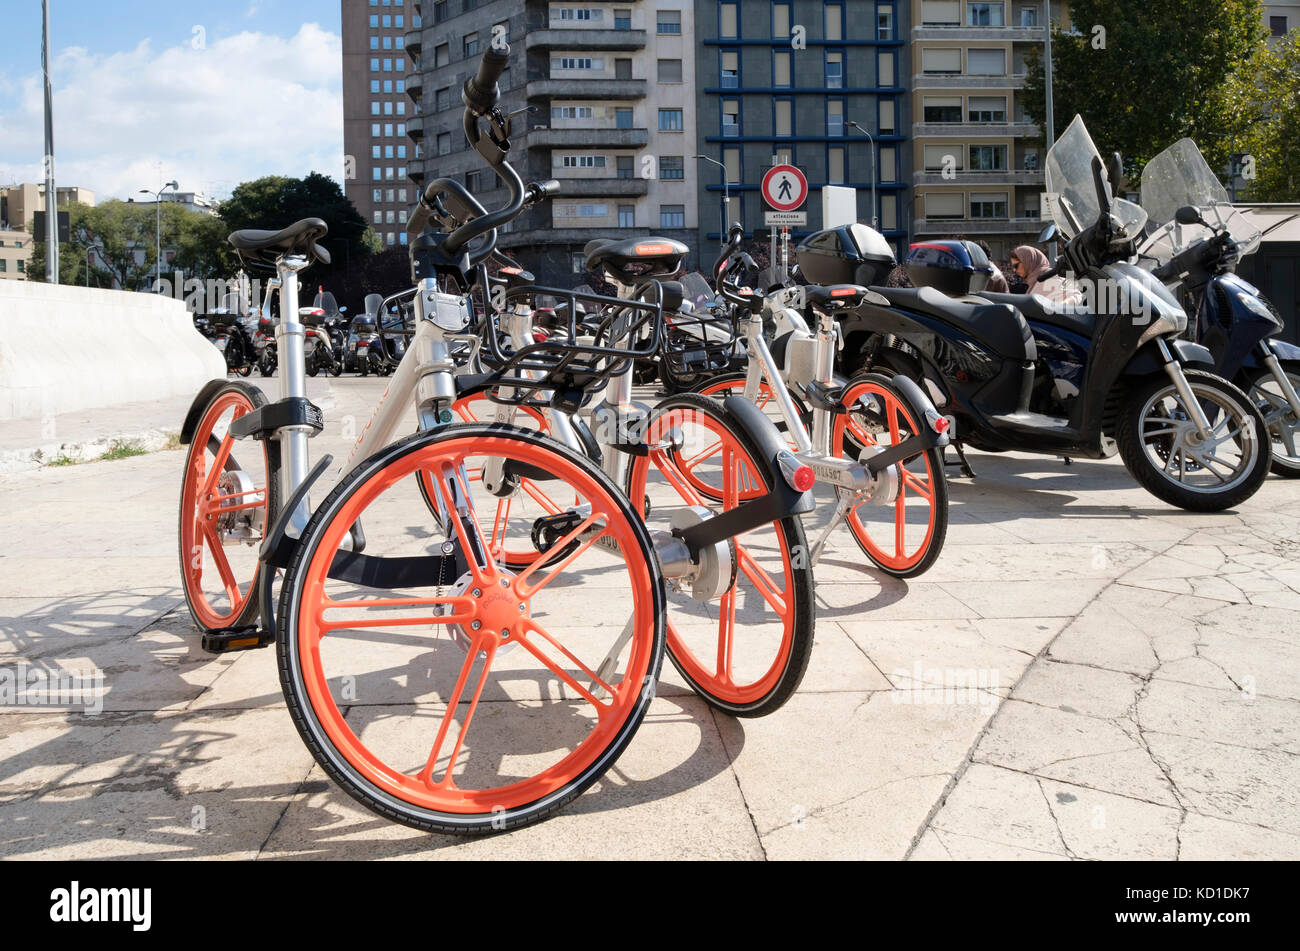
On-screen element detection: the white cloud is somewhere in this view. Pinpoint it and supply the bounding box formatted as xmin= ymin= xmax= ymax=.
xmin=0 ymin=23 xmax=344 ymax=203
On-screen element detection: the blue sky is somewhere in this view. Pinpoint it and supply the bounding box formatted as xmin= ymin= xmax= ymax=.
xmin=0 ymin=1 xmax=345 ymax=202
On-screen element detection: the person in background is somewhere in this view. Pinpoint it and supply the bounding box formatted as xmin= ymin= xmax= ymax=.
xmin=1011 ymin=245 xmax=1082 ymax=305
xmin=976 ymin=240 xmax=1009 ymax=293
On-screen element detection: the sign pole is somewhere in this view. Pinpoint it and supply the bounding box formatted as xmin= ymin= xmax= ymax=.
xmin=42 ymin=0 xmax=59 ymax=284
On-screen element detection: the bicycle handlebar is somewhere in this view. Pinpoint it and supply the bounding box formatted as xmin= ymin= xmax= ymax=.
xmin=463 ymin=46 xmax=510 ymax=116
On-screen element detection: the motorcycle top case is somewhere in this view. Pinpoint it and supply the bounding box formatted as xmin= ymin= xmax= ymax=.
xmin=796 ymin=223 xmax=896 ymax=287
xmin=905 ymin=240 xmax=994 ymax=296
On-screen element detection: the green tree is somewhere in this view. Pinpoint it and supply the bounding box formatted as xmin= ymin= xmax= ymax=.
xmin=217 ymin=172 xmax=375 ymax=278
xmin=1232 ymin=29 xmax=1300 ymax=201
xmin=1024 ymin=0 xmax=1266 ymax=179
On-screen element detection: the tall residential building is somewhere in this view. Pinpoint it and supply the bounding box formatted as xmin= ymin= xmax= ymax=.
xmin=401 ymin=1 xmax=699 ymax=283
xmin=694 ymin=1 xmax=912 ymax=259
xmin=1263 ymin=1 xmax=1300 ymax=41
xmin=342 ymin=0 xmax=422 ymax=252
xmin=909 ymin=0 xmax=1069 ymax=260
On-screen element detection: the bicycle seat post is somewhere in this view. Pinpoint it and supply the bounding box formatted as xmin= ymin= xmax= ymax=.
xmin=274 ymin=253 xmax=315 ymax=534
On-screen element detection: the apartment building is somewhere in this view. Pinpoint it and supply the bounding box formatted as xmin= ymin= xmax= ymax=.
xmin=342 ymin=0 xmax=422 ymax=251
xmin=0 ymin=184 xmax=96 ymax=281
xmin=400 ymin=0 xmax=699 ymax=282
xmin=909 ymin=0 xmax=1068 ymax=259
xmin=694 ymin=1 xmax=911 ymax=258
xmin=1263 ymin=1 xmax=1300 ymax=41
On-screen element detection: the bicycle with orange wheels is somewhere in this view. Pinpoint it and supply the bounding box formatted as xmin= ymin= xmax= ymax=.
xmin=690 ymin=225 xmax=953 ymax=578
xmin=176 ymin=45 xmax=815 ymax=834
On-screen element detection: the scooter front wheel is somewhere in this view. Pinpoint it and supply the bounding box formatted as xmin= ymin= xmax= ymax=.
xmin=1244 ymin=367 xmax=1300 ymax=477
xmin=833 ymin=373 xmax=949 ymax=578
xmin=1117 ymin=370 xmax=1270 ymax=511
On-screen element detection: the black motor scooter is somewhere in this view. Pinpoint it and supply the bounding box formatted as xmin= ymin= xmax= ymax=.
xmin=209 ymin=293 xmax=257 ymax=377
xmin=1136 ymin=137 xmax=1300 ymax=477
xmin=838 ymin=115 xmax=1270 ymax=512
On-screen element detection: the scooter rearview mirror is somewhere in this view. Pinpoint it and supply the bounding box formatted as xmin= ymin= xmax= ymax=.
xmin=1038 ymin=223 xmax=1059 ymax=244
xmin=1174 ymin=205 xmax=1207 ymax=228
xmin=1109 ymin=152 xmax=1125 ymax=195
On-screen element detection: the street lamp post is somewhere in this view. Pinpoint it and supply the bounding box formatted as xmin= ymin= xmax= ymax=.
xmin=845 ymin=121 xmax=879 ymax=232
xmin=695 ymin=154 xmax=731 ymax=246
xmin=139 ymin=180 xmax=178 ymax=291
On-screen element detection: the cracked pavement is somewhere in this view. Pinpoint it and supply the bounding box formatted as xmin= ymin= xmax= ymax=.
xmin=1 ymin=375 xmax=1298 ymax=860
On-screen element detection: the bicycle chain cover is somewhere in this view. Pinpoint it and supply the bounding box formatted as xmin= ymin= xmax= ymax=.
xmin=474 ymin=283 xmax=664 ymax=413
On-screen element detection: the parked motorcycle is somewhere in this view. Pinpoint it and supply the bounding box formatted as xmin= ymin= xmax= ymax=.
xmin=840 ymin=115 xmax=1269 ymax=512
xmin=348 ymin=296 xmax=385 ymax=376
xmin=254 ymin=310 xmax=278 ymax=377
xmin=209 ymin=293 xmax=257 ymax=377
xmin=1136 ymin=138 xmax=1300 ymax=476
xmin=301 ymin=290 xmax=344 ymax=378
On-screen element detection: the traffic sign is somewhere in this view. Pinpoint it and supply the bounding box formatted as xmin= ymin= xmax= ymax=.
xmin=762 ymin=165 xmax=809 ymax=213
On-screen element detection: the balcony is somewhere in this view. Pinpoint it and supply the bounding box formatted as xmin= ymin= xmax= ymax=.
xmin=405 ymin=29 xmax=422 ymax=57
xmin=914 ymin=169 xmax=1045 ymax=186
xmin=913 ymin=24 xmax=1047 ymax=42
xmin=913 ymin=122 xmax=1041 ymax=138
xmin=526 ymin=78 xmax=647 ymax=100
xmin=554 ymin=178 xmax=650 ymax=198
xmin=407 ymin=159 xmax=426 ymax=187
xmin=913 ymin=73 xmax=1027 ymax=89
xmin=407 ymin=115 xmax=424 ymax=141
xmin=406 ymin=71 xmax=424 ymax=102
xmin=526 ymin=29 xmax=647 ymax=51
xmin=914 ymin=216 xmax=1045 ymax=236
xmin=526 ymin=127 xmax=650 ymax=149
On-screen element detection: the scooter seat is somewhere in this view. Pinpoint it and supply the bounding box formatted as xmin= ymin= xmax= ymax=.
xmin=979 ymin=292 xmax=1096 ymax=340
xmin=872 ymin=285 xmax=1036 ymax=362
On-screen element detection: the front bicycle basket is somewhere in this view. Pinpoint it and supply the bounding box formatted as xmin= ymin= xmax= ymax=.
xmin=475 ymin=283 xmax=663 ymax=413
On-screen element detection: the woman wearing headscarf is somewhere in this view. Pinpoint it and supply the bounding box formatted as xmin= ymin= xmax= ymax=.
xmin=1009 ymin=244 xmax=1082 ymax=305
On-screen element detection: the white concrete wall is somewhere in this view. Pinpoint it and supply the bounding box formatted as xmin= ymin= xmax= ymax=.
xmin=0 ymin=281 xmax=227 ymax=421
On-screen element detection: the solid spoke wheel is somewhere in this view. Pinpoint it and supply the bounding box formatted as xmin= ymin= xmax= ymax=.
xmin=278 ymin=425 xmax=664 ymax=834
xmin=833 ymin=373 xmax=948 ymax=578
xmin=178 ymin=382 xmax=278 ymax=632
xmin=626 ymin=394 xmax=814 ymax=718
xmin=1245 ymin=367 xmax=1300 ymax=477
xmin=1117 ymin=369 xmax=1270 ymax=512
xmin=415 ymin=394 xmax=555 ymax=568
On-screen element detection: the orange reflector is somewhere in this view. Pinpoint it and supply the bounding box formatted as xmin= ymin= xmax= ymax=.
xmin=832 ymin=287 xmax=857 ymax=298
xmin=636 ymin=244 xmax=675 ymax=255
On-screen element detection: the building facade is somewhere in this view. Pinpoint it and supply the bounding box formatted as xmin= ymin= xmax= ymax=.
xmin=398 ymin=0 xmax=700 ymax=282
xmin=0 ymin=230 xmax=31 ymax=280
xmin=0 ymin=184 xmax=97 ymax=281
xmin=342 ymin=0 xmax=422 ymax=251
xmin=694 ymin=1 xmax=911 ymax=259
xmin=1263 ymin=1 xmax=1300 ymax=41
xmin=909 ymin=0 xmax=1068 ymax=260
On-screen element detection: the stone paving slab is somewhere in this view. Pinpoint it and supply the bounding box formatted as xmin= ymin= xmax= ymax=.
xmin=1 ymin=373 xmax=1298 ymax=860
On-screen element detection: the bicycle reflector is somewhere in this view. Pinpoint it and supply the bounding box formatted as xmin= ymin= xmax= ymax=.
xmin=925 ymin=410 xmax=952 ymax=436
xmin=776 ymin=450 xmax=816 ymax=492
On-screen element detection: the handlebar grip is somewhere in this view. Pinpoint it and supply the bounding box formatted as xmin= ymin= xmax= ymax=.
xmin=524 ymin=180 xmax=561 ymax=207
xmin=463 ymin=45 xmax=511 ymax=116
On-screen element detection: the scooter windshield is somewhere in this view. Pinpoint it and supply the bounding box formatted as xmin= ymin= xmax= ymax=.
xmin=1138 ymin=138 xmax=1262 ymax=264
xmin=679 ymin=272 xmax=715 ymax=310
xmin=1046 ymin=115 xmax=1147 ymax=240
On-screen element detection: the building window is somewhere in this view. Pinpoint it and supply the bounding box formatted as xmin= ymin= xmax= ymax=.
xmin=657 ymin=11 xmax=681 ymax=34
xmin=878 ymin=51 xmax=895 ymax=87
xmin=920 ymin=1 xmax=960 ymax=26
xmin=924 ymin=145 xmax=962 ymax=170
xmin=826 ymin=51 xmax=843 ymax=89
xmin=615 ymin=107 xmax=634 ymax=129
xmin=561 ymin=155 xmax=607 ymax=168
xmin=721 ymin=50 xmax=739 ymax=88
xmin=827 ymin=100 xmax=844 ymax=137
xmin=828 ymin=147 xmax=846 ymax=185
xmin=617 ymin=155 xmax=635 ymax=179
xmin=968 ymin=3 xmax=1005 ymax=27
xmin=922 ymin=48 xmax=961 ymax=74
xmin=879 ymin=98 xmax=896 ymax=134
xmin=880 ymin=146 xmax=897 ymax=182
xmin=721 ymin=100 xmax=739 ymax=136
xmin=970 ymin=193 xmax=1009 ymax=218
xmin=614 ymin=9 xmax=632 ymax=31
xmin=773 ymin=51 xmax=791 ymax=87
xmin=659 ymin=108 xmax=684 ymax=131
xmin=438 ymin=132 xmax=451 ymax=155
xmin=775 ymin=99 xmax=793 ymax=136
xmin=825 ymin=4 xmax=843 ymax=42
xmin=877 ymin=7 xmax=894 ymax=39
xmin=925 ymin=193 xmax=964 ymax=220
xmin=660 ymin=156 xmax=685 ymax=180
xmin=923 ymin=96 xmax=962 ymax=123
xmin=555 ymin=57 xmax=600 ymax=71
xmin=968 ymin=96 xmax=1007 ymax=123
xmin=618 ymin=205 xmax=635 ymax=227
xmin=660 ymin=204 xmax=686 ymax=229
xmin=463 ymin=32 xmax=479 ymax=57
xmin=967 ymin=49 xmax=1007 ymax=76
xmin=572 ymin=252 xmax=589 ymax=273
xmin=1270 ymin=15 xmax=1288 ymax=36
xmin=724 ymin=148 xmax=741 ymax=184
xmin=720 ymin=3 xmax=738 ymax=38
xmin=435 ymin=43 xmax=449 ymax=67
xmin=772 ymin=3 xmax=791 ymax=39
xmin=969 ymin=145 xmax=1008 ymax=171
xmin=658 ymin=59 xmax=683 ymax=83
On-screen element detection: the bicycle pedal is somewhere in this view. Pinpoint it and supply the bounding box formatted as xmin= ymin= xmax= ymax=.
xmin=202 ymin=626 xmax=274 ymax=654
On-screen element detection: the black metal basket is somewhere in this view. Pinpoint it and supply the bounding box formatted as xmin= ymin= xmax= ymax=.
xmin=475 ymin=283 xmax=664 ymax=413
xmin=659 ymin=305 xmax=743 ymax=391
